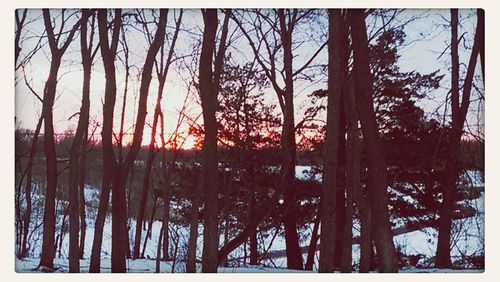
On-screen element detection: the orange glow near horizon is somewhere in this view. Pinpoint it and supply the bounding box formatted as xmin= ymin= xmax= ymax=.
xmin=119 ymin=126 xmax=198 ymax=150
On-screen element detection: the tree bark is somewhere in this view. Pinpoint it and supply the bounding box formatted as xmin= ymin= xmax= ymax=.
xmin=349 ymin=9 xmax=398 ymax=272
xmin=198 ymin=9 xmax=221 ymax=273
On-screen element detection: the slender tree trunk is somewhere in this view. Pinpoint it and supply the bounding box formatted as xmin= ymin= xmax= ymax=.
xmin=38 ymin=54 xmax=61 ymax=271
xmin=340 ymin=193 xmax=353 ymax=272
xmin=198 ymin=9 xmax=221 ymax=273
xmin=90 ymin=9 xmax=122 ymax=273
xmin=276 ymin=9 xmax=303 ymax=271
xmin=78 ymin=133 xmax=88 ymax=259
xmin=39 ymin=10 xmax=85 ymax=270
xmin=248 ymin=194 xmax=258 ymax=265
xmin=141 ymin=196 xmax=158 ymax=258
xmin=96 ymin=9 xmax=167 ymax=272
xmin=133 ymin=103 xmax=161 ymax=258
xmin=57 ymin=203 xmax=70 ymax=259
xmin=343 ymin=79 xmax=361 ymax=273
xmin=133 ymin=71 xmax=168 ymax=258
xmin=68 ymin=10 xmax=93 ymax=272
xmin=435 ymin=8 xmax=482 ymax=268
xmin=334 ymin=103 xmax=347 ymax=270
xmin=162 ymin=188 xmax=171 ymax=260
xmin=345 ymin=77 xmax=371 ymax=272
xmin=20 ymin=116 xmax=43 ymax=258
xmin=155 ymin=226 xmax=163 ymax=273
xmin=435 ymin=9 xmax=460 ymax=269
xmin=319 ymin=9 xmax=348 ymax=273
xmin=15 ymin=9 xmax=27 ymax=66
xmin=305 ymin=213 xmax=320 ymax=270
xmin=160 ymin=120 xmax=171 ymax=261
xmin=186 ymin=177 xmax=202 ymax=272
xmin=349 ymin=9 xmax=398 ymax=272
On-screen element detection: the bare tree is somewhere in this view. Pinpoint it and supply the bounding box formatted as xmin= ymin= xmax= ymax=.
xmin=38 ymin=9 xmax=86 ymax=271
xmin=435 ymin=8 xmax=483 ymax=268
xmin=185 ymin=8 xmax=230 ymax=273
xmin=318 ymin=9 xmax=348 ymax=273
xmin=67 ymin=9 xmax=97 ymax=272
xmin=15 ymin=9 xmax=28 ymax=65
xmin=232 ymin=8 xmax=327 ymax=270
xmin=348 ymin=9 xmax=398 ymax=272
xmin=106 ymin=8 xmax=168 ymax=272
xmin=89 ymin=9 xmax=122 ymax=273
xmin=133 ymin=9 xmax=183 ymax=259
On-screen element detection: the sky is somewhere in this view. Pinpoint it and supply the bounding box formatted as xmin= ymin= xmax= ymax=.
xmin=14 ymin=8 xmax=484 ymax=149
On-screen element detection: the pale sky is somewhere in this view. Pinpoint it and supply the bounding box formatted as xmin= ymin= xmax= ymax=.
xmin=14 ymin=9 xmax=484 ymax=148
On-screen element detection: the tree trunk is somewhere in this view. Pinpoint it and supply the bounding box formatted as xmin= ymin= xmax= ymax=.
xmin=20 ymin=116 xmax=43 ymax=258
xmin=38 ymin=53 xmax=61 ymax=271
xmin=67 ymin=10 xmax=93 ymax=272
xmin=343 ymin=79 xmax=361 ymax=272
xmin=162 ymin=188 xmax=171 ymax=260
xmin=277 ymin=9 xmax=303 ymax=271
xmin=78 ymin=134 xmax=88 ymax=259
xmin=186 ymin=178 xmax=202 ymax=272
xmin=334 ymin=101 xmax=347 ymax=270
xmin=198 ymin=9 xmax=221 ymax=273
xmin=319 ymin=9 xmax=348 ymax=273
xmin=305 ymin=213 xmax=320 ymax=270
xmin=435 ymin=8 xmax=482 ymax=268
xmin=97 ymin=8 xmax=168 ymax=272
xmin=248 ymin=194 xmax=258 ymax=265
xmin=141 ymin=196 xmax=158 ymax=258
xmin=435 ymin=9 xmax=460 ymax=269
xmin=349 ymin=9 xmax=398 ymax=272
xmin=90 ymin=9 xmax=122 ymax=273
xmin=38 ymin=10 xmax=85 ymax=269
xmin=133 ymin=77 xmax=165 ymax=257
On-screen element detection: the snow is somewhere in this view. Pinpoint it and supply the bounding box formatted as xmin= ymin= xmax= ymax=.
xmin=15 ymin=168 xmax=484 ymax=273
xmin=14 ymin=257 xmax=482 ymax=273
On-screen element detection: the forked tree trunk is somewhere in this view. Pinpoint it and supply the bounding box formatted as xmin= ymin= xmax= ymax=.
xmin=90 ymin=9 xmax=122 ymax=273
xmin=110 ymin=9 xmax=168 ymax=272
xmin=349 ymin=9 xmax=398 ymax=272
xmin=435 ymin=8 xmax=482 ymax=268
xmin=133 ymin=10 xmax=183 ymax=260
xmin=68 ymin=9 xmax=94 ymax=272
xmin=39 ymin=9 xmax=84 ymax=270
xmin=319 ymin=9 xmax=348 ymax=273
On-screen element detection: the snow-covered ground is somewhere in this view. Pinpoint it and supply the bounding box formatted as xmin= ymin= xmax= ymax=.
xmin=15 ymin=169 xmax=484 ymax=273
xmin=15 ymin=257 xmax=482 ymax=273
